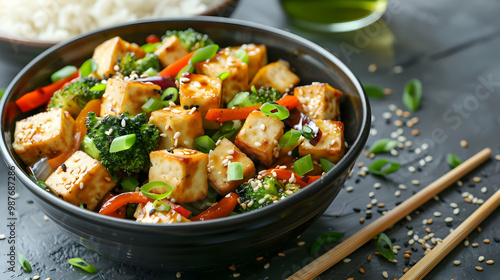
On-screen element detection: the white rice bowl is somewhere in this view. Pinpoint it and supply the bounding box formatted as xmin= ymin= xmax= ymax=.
xmin=0 ymin=0 xmax=230 ymax=41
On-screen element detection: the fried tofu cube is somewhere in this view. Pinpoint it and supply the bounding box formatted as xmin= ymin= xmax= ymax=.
xmin=12 ymin=108 xmax=74 ymax=166
xmin=149 ymin=149 xmax=208 ymax=204
xmin=299 ymin=120 xmax=345 ymax=164
xmin=154 ymin=35 xmax=189 ymax=68
xmin=179 ymin=73 xmax=222 ymax=130
xmin=250 ymin=60 xmax=300 ymax=93
xmin=208 ymin=138 xmax=256 ymax=195
xmin=100 ymin=78 xmax=161 ymax=117
xmin=149 ymin=106 xmax=204 ymax=149
xmin=134 ymin=202 xmax=190 ymax=224
xmin=235 ymin=111 xmax=284 ymax=167
xmin=225 ymin=44 xmax=267 ymax=80
xmin=195 ymin=52 xmax=249 ymax=105
xmin=295 ymin=83 xmax=343 ymax=120
xmin=92 ymin=36 xmax=145 ymax=78
xmin=45 ymin=151 xmax=116 ymax=211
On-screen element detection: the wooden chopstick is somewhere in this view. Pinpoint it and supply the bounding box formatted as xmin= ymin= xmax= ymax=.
xmin=400 ymin=188 xmax=500 ymax=280
xmin=287 ymin=147 xmax=492 ymax=280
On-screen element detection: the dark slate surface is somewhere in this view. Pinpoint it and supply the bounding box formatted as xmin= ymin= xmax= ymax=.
xmin=1 ymin=0 xmax=499 ymax=279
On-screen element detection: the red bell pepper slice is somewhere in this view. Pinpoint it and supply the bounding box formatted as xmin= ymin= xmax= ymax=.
xmin=47 ymin=99 xmax=101 ymax=169
xmin=191 ymin=192 xmax=239 ymax=221
xmin=15 ymin=70 xmax=79 ymax=112
xmin=261 ymin=168 xmax=320 ymax=188
xmin=158 ymin=51 xmax=195 ymax=77
xmin=205 ymin=95 xmax=300 ymax=123
xmin=98 ymin=191 xmax=191 ymax=219
xmin=146 ymin=34 xmax=161 ymax=44
xmin=101 ymin=192 xmax=126 ymax=219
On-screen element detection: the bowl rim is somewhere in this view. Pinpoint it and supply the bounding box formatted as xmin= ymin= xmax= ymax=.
xmin=0 ymin=16 xmax=370 ymax=232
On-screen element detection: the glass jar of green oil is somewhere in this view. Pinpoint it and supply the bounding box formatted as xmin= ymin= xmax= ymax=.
xmin=280 ymin=0 xmax=388 ymax=32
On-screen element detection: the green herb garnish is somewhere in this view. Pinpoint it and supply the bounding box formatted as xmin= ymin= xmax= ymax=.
xmin=363 ymin=84 xmax=385 ymax=98
xmin=377 ymin=233 xmax=395 ymax=261
xmin=79 ymin=58 xmax=98 ymax=78
xmin=216 ymin=72 xmax=230 ymax=80
xmin=51 ymin=65 xmax=77 ymax=83
xmin=403 ymin=78 xmax=422 ymax=111
xmin=140 ymin=181 xmax=173 ymax=200
xmin=294 ymin=154 xmax=314 ymax=176
xmin=369 ymin=159 xmax=401 ymax=175
xmin=227 ymin=162 xmax=244 ymax=182
xmin=109 ymin=134 xmax=136 ymax=153
xmin=17 ymin=253 xmax=32 ymax=272
xmin=310 ymin=232 xmax=344 ymax=255
xmin=68 ymin=257 xmax=98 ymax=273
xmin=369 ymin=139 xmax=399 ymax=154
xmin=447 ymin=153 xmax=462 ymax=169
xmin=320 ymin=158 xmax=335 ymax=172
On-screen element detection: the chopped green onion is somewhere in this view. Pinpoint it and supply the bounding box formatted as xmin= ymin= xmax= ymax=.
xmin=17 ymin=253 xmax=32 ymax=272
xmin=79 ymin=58 xmax=97 ymax=77
xmin=80 ymin=203 xmax=85 ymax=209
xmin=227 ymin=91 xmax=253 ymax=108
xmin=37 ymin=180 xmax=49 ymax=190
xmin=176 ymin=63 xmax=195 ymax=80
xmin=403 ymin=78 xmax=422 ymax=112
xmin=142 ymin=67 xmax=158 ymax=77
xmin=109 ymin=134 xmax=136 ymax=153
xmin=153 ymin=199 xmax=171 ymax=212
xmin=189 ymin=44 xmax=219 ymax=64
xmin=279 ymin=129 xmax=302 ymax=148
xmin=447 ymin=153 xmax=462 ymax=169
xmin=260 ymin=103 xmax=290 ymax=120
xmin=251 ymin=85 xmax=258 ymax=94
xmin=310 ymin=232 xmax=344 ymax=255
xmin=140 ymin=181 xmax=173 ymax=200
xmin=294 ymin=154 xmax=314 ymax=176
xmin=363 ymin=84 xmax=385 ymax=98
xmin=141 ymin=42 xmax=161 ymax=53
xmin=0 ymin=89 xmax=5 ymax=99
xmin=142 ymin=98 xmax=163 ymax=113
xmin=51 ymin=65 xmax=77 ymax=83
xmin=234 ymin=48 xmax=249 ymax=64
xmin=301 ymin=125 xmax=315 ymax=140
xmin=377 ymin=233 xmax=395 ymax=261
xmin=68 ymin=257 xmax=98 ymax=273
xmin=368 ymin=139 xmax=399 ymax=154
xmin=369 ymin=159 xmax=401 ymax=175
xmin=216 ymin=71 xmax=230 ymax=80
xmin=121 ymin=177 xmax=139 ymax=191
xmin=195 ymin=135 xmax=216 ymax=153
xmin=81 ymin=135 xmax=100 ymax=160
xmin=161 ymin=87 xmax=178 ymax=103
xmin=211 ymin=120 xmax=242 ymax=142
xmin=227 ymin=162 xmax=244 ymax=181
xmin=320 ymin=158 xmax=335 ymax=172
xmin=90 ymin=83 xmax=106 ymax=92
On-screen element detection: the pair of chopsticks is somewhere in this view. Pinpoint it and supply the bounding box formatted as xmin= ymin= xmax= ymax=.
xmin=288 ymin=148 xmax=495 ymax=280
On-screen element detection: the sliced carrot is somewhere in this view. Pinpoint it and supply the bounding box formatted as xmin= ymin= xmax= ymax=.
xmin=15 ymin=71 xmax=79 ymax=112
xmin=158 ymin=51 xmax=195 ymax=77
xmin=191 ymin=193 xmax=239 ymax=221
xmin=47 ymin=99 xmax=101 ymax=169
xmin=205 ymin=95 xmax=300 ymax=123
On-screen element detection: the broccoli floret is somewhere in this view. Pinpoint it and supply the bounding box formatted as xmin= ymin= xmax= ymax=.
xmin=47 ymin=77 xmax=102 ymax=117
xmin=227 ymin=87 xmax=282 ymax=108
xmin=164 ymin=28 xmax=214 ymax=52
xmin=118 ymin=53 xmax=160 ymax=77
xmin=85 ymin=112 xmax=159 ymax=176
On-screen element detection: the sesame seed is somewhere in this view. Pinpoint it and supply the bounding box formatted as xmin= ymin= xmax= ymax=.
xmin=368 ymin=64 xmax=377 ymax=72
xmin=260 ymin=124 xmax=266 ymax=131
xmin=180 ymin=77 xmax=190 ymax=83
xmin=343 ymin=258 xmax=351 ymax=263
xmin=478 ymin=256 xmax=485 ymax=262
xmin=346 ymin=186 xmax=354 ymax=192
xmin=382 ymin=271 xmax=389 ymax=278
xmin=483 ymin=239 xmax=490 ymax=244
xmin=450 ymin=202 xmax=458 ymax=208
xmin=408 ymin=239 xmax=415 ymax=245
xmin=486 ymin=260 xmax=494 ymax=265
xmin=421 ymin=143 xmax=429 ymax=150
xmin=358 ymin=267 xmax=365 ymax=274
xmin=472 ymin=242 xmax=479 ymax=248
xmin=460 ymin=140 xmax=468 ymax=147
xmin=475 ymin=266 xmax=483 ymax=271
xmin=233 ymin=273 xmax=240 ymax=278
xmin=256 ymin=256 xmax=264 ymax=261
xmin=359 ymin=217 xmax=365 ymax=223
xmin=495 ymin=155 xmax=500 ymax=161
xmin=371 ymin=198 xmax=378 ymax=205
xmin=278 ymin=252 xmax=286 ymax=257
xmin=44 ymin=215 xmax=49 ymax=221
xmin=388 ymin=104 xmax=397 ymax=111
xmin=382 ymin=112 xmax=392 ymax=119
xmin=173 ymin=132 xmax=181 ymax=139
xmin=433 ymin=211 xmax=442 ymax=217
xmin=374 ymin=182 xmax=381 ymax=189
xmin=411 ymin=129 xmax=420 ymax=136
xmin=254 ymin=141 xmax=262 ymax=147
xmin=464 ymin=240 xmax=470 ymax=246
xmin=415 ymin=147 xmax=422 ymax=154
xmin=0 ymin=234 xmax=5 ymax=240
xmin=453 ymin=208 xmax=460 ymax=215
xmin=407 ymin=230 xmax=414 ymax=236
xmin=453 ymin=260 xmax=461 ymax=266
xmin=419 ymin=159 xmax=426 ymax=166
xmin=297 ymin=241 xmax=305 ymax=246
xmin=408 ymin=166 xmax=416 ymax=173
xmin=79 ymin=182 xmax=84 ymax=189
xmin=445 ymin=217 xmax=453 ymax=223
xmin=394 ymin=190 xmax=401 ymax=197
xmin=399 ymin=184 xmax=407 ymax=190
xmin=369 ymin=191 xmax=375 ymax=198
xmin=394 ymin=120 xmax=403 ymax=127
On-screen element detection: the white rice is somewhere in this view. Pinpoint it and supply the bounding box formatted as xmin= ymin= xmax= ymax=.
xmin=0 ymin=0 xmax=227 ymax=41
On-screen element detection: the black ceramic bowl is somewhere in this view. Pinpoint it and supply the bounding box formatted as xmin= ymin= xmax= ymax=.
xmin=0 ymin=17 xmax=370 ymax=270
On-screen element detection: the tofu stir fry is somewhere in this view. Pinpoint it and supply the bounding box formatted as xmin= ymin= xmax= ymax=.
xmin=12 ymin=29 xmax=346 ymax=223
